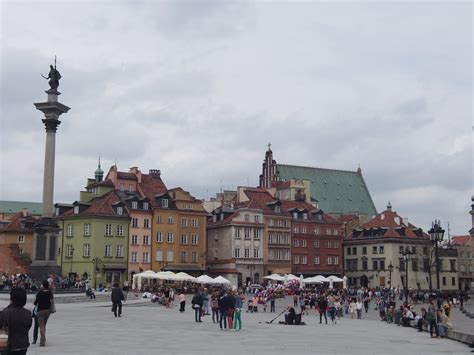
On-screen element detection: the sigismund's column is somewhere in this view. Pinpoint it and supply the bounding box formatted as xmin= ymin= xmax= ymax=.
xmin=30 ymin=63 xmax=70 ymax=279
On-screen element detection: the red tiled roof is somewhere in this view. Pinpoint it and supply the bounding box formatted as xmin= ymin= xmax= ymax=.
xmin=452 ymin=235 xmax=470 ymax=246
xmin=139 ymin=174 xmax=167 ymax=207
xmin=87 ymin=179 xmax=114 ymax=188
xmin=61 ymin=191 xmax=127 ymax=217
xmin=0 ymin=245 xmax=27 ymax=274
xmin=351 ymin=209 xmax=429 ymax=239
xmin=242 ymin=189 xmax=290 ymax=216
xmin=332 ymin=214 xmax=359 ymax=223
xmin=0 ymin=212 xmax=39 ymax=233
xmin=117 ymin=172 xmax=137 ymax=181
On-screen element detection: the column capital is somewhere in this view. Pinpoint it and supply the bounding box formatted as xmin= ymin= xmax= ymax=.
xmin=42 ymin=118 xmax=61 ymax=133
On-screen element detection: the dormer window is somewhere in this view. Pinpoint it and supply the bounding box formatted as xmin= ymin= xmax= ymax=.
xmin=293 ymin=212 xmax=298 ymax=219
xmin=162 ymin=199 xmax=169 ymax=208
xmin=117 ymin=206 xmax=123 ymax=215
xmin=213 ymin=214 xmax=217 ymax=222
xmin=275 ymin=206 xmax=280 ymax=213
xmin=143 ymin=202 xmax=149 ymax=210
xmin=74 ymin=206 xmax=79 ymax=215
xmin=303 ymin=213 xmax=308 ymax=220
xmin=318 ymin=214 xmax=322 ymax=221
xmin=132 ymin=201 xmax=138 ymax=209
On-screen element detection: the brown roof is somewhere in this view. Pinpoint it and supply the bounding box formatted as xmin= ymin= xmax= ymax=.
xmin=350 ymin=208 xmax=429 ymax=239
xmin=0 ymin=212 xmax=39 ymax=233
xmin=61 ymin=191 xmax=127 ymax=218
xmin=139 ymin=174 xmax=168 ymax=206
xmin=117 ymin=172 xmax=137 ymax=181
xmin=0 ymin=245 xmax=27 ymax=274
xmin=241 ymin=189 xmax=290 ymax=216
xmin=87 ymin=179 xmax=115 ymax=188
xmin=452 ymin=235 xmax=470 ymax=246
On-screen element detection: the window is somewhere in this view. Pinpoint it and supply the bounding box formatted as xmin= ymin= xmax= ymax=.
xmin=167 ymin=233 xmax=174 ymax=243
xmin=450 ymin=259 xmax=456 ymax=272
xmin=399 ymin=246 xmax=404 ymax=254
xmin=245 ymin=214 xmax=249 ymax=221
xmin=67 ymin=224 xmax=73 ymax=237
xmin=167 ymin=250 xmax=174 ymax=262
xmin=293 ymin=239 xmax=299 ymax=247
xmin=192 ymin=251 xmax=197 ymax=263
xmin=333 ymin=228 xmax=338 ymax=235
xmin=18 ymin=235 xmax=25 ymax=243
xmin=132 ymin=218 xmax=138 ymax=228
xmin=334 ymin=256 xmax=339 ymax=265
xmin=180 ymin=251 xmax=187 ymax=263
xmin=157 ymin=215 xmax=163 ymax=223
xmin=254 ymin=215 xmax=260 ymax=223
xmin=302 ymin=240 xmax=307 ymax=247
xmin=128 ymin=184 xmax=133 ymax=192
xmin=314 ymin=240 xmax=319 ymax=248
xmin=162 ymin=199 xmax=169 ymax=208
xmin=314 ymin=228 xmax=320 ymax=235
xmin=143 ymin=202 xmax=149 ymax=210
xmin=234 ymin=248 xmax=240 ymax=258
xmin=244 ymin=228 xmax=250 ymax=239
xmin=352 ymin=247 xmax=357 ymax=255
xmin=347 ymin=247 xmax=351 ymax=255
xmin=326 ymin=240 xmax=331 ymax=248
xmin=326 ymin=256 xmax=332 ymax=265
xmin=275 ymin=206 xmax=280 ymax=213
xmin=181 ymin=218 xmax=188 ymax=227
xmin=181 ymin=234 xmax=188 ymax=244
xmin=452 ymin=277 xmax=456 ymax=286
xmin=143 ymin=252 xmax=149 ymax=263
xmin=156 ymin=232 xmax=163 ymax=243
xmin=253 ymin=229 xmax=261 ymax=239
xmin=332 ymin=241 xmax=338 ymax=248
xmin=244 ymin=248 xmax=250 ymax=258
xmin=117 ymin=206 xmax=123 ymax=215
xmin=132 ymin=201 xmax=138 ymax=209
xmin=83 ymin=223 xmax=91 ymax=236
xmin=362 ymin=247 xmax=367 ymax=255
xmin=399 ymin=259 xmax=405 ymax=271
xmin=373 ymin=260 xmax=378 ymax=270
xmin=379 ymin=246 xmax=384 ymax=254
xmin=143 ymin=235 xmax=149 ymax=245
xmin=294 ymin=255 xmax=300 ymax=264
xmin=302 ymin=255 xmax=307 ymax=264
xmin=192 ymin=218 xmax=199 ymax=227
xmin=293 ymin=212 xmax=298 ymax=220
xmin=362 ymin=260 xmax=368 ymax=271
xmin=191 ymin=234 xmax=198 ymax=245
xmin=131 ymin=235 xmax=138 ymax=244
xmin=442 ymin=277 xmax=446 ymax=286
xmin=104 ymin=245 xmax=112 ymax=257
xmin=253 ymin=249 xmax=260 ymax=258
xmin=167 ymin=216 xmax=174 ymax=224
xmin=144 ymin=219 xmax=150 ymax=228
xmin=74 ymin=205 xmax=79 ymax=214
xmin=235 ymin=228 xmax=241 ymax=239
xmin=117 ymin=225 xmax=124 ymax=236
xmin=116 ymin=245 xmax=124 ymax=257
xmin=294 ymin=226 xmax=299 ymax=233
xmin=411 ymin=246 xmax=417 ymax=254
xmin=131 ymin=252 xmax=138 ymax=263
xmin=66 ymin=244 xmax=74 ymax=257
xmin=83 ymin=244 xmax=90 ymax=257
xmin=302 ymin=226 xmax=307 ymax=233
xmin=303 ymin=213 xmax=308 ymax=220
xmin=314 ymin=256 xmax=320 ymax=264
xmin=326 ymin=228 xmax=331 ymax=235
xmin=372 ymin=246 xmax=378 ymax=254
xmin=268 ymin=219 xmax=273 ymax=227
xmin=423 ymin=247 xmax=428 ymax=256
xmin=155 ymin=250 xmax=162 ymax=262
xmin=105 ymin=224 xmax=112 ymax=236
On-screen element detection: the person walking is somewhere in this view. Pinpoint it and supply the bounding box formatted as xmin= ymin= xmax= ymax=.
xmin=427 ymin=298 xmax=439 ymax=338
xmin=233 ymin=292 xmax=243 ymax=331
xmin=191 ymin=290 xmax=203 ymax=323
xmin=356 ymin=299 xmax=363 ymax=320
xmin=0 ymin=287 xmax=32 ymax=354
xmin=270 ymin=293 xmax=276 ymax=313
xmin=210 ymin=292 xmax=219 ymax=323
xmin=218 ymin=291 xmax=229 ymax=330
xmin=317 ymin=295 xmax=328 ymax=324
xmin=34 ymin=280 xmax=54 ymax=347
xmin=227 ymin=291 xmax=236 ymax=329
xmin=363 ymin=297 xmax=369 ymax=313
xmin=202 ymin=289 xmax=210 ymax=315
xmin=178 ymin=292 xmax=186 ymax=312
xmin=111 ymin=283 xmax=125 ymax=318
xmin=31 ymin=304 xmax=39 ymax=345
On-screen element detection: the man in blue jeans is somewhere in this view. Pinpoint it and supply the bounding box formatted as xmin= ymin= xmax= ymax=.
xmin=218 ymin=291 xmax=229 ymax=330
xmin=191 ymin=290 xmax=204 ymax=322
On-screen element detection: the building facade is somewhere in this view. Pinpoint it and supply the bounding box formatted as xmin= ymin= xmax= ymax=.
xmin=0 ymin=210 xmax=38 ymax=261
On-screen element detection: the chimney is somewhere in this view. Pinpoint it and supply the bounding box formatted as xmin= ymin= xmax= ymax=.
xmin=403 ymin=217 xmax=409 ymax=226
xmin=22 ymin=208 xmax=28 ymax=217
xmin=149 ymin=169 xmax=161 ymax=178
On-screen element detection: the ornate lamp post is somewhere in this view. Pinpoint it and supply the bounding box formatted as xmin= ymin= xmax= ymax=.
xmin=387 ymin=262 xmax=394 ymax=288
xmin=401 ymin=248 xmax=412 ymax=305
xmin=428 ymin=220 xmax=445 ymax=292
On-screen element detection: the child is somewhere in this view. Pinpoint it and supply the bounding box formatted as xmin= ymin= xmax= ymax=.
xmin=247 ymin=298 xmax=253 ymax=313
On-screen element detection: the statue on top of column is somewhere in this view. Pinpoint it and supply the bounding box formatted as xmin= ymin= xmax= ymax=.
xmin=42 ymin=57 xmax=61 ymax=90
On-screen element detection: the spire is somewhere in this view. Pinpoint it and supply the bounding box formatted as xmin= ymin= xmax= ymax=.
xmin=268 ymin=142 xmax=272 ymax=151
xmin=387 ymin=201 xmax=392 ymax=211
xmin=94 ymin=156 xmax=104 ymax=182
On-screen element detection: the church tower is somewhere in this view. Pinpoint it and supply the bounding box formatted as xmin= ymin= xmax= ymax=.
xmin=259 ymin=143 xmax=278 ymax=188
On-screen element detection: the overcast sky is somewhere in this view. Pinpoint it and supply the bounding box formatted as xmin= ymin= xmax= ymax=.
xmin=0 ymin=1 xmax=472 ymax=235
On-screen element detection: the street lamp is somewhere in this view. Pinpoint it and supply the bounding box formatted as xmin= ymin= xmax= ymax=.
xmin=70 ymin=247 xmax=75 ymax=275
xmin=428 ymin=220 xmax=445 ymax=292
xmin=401 ymin=248 xmax=412 ymax=305
xmin=387 ymin=262 xmax=394 ymax=289
xmin=92 ymin=257 xmax=102 ymax=290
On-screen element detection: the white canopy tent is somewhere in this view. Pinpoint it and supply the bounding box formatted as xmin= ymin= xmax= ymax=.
xmin=132 ymin=270 xmax=160 ymax=289
xmin=196 ymin=275 xmax=215 ymax=284
xmin=263 ymin=274 xmax=285 ymax=282
xmin=301 ymin=276 xmax=323 ymax=284
xmin=327 ymin=275 xmax=343 ymax=289
xmin=175 ymin=272 xmax=197 ymax=282
xmin=156 ymin=271 xmax=178 ymax=281
xmin=213 ymin=276 xmax=232 ymax=285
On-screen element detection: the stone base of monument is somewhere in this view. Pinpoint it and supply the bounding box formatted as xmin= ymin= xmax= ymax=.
xmin=29 ymin=218 xmax=61 ymax=281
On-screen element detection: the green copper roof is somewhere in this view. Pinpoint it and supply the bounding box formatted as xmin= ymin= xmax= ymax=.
xmin=276 ymin=164 xmax=377 ymax=217
xmin=0 ymin=201 xmax=43 ymax=215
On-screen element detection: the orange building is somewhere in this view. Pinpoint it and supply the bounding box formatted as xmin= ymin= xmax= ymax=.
xmin=0 ymin=209 xmax=39 ymax=262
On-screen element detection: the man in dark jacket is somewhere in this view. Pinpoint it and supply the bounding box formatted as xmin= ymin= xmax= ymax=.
xmin=218 ymin=292 xmax=229 ymax=330
xmin=111 ymin=283 xmax=125 ymax=317
xmin=191 ymin=290 xmax=204 ymax=322
xmin=0 ymin=287 xmax=32 ymax=354
xmin=317 ymin=295 xmax=328 ymax=324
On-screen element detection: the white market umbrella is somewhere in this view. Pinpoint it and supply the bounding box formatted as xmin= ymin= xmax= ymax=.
xmin=132 ymin=270 xmax=159 ymax=289
xmin=263 ymin=274 xmax=284 ymax=282
xmin=302 ymin=277 xmax=322 ymax=284
xmin=175 ymin=272 xmax=196 ymax=282
xmin=196 ymin=275 xmax=215 ymax=284
xmin=285 ymin=274 xmax=300 ymax=282
xmin=213 ymin=276 xmax=231 ymax=285
xmin=328 ymin=275 xmax=344 ymax=282
xmin=156 ymin=271 xmax=177 ymax=281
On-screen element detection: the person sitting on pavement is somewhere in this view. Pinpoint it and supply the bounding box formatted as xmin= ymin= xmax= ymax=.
xmin=401 ymin=307 xmax=415 ymax=327
xmin=415 ymin=308 xmax=427 ymax=332
xmin=436 ymin=309 xmax=453 ymax=337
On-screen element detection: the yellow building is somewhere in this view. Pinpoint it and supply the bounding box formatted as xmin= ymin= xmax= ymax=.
xmin=0 ymin=210 xmax=38 ymax=262
xmin=151 ymin=188 xmax=207 ymax=275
